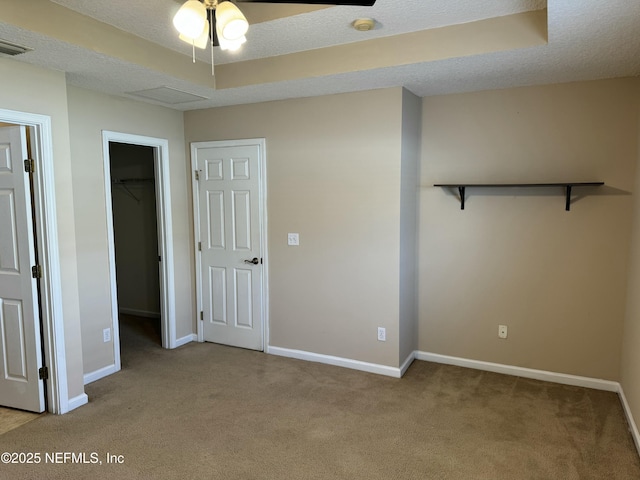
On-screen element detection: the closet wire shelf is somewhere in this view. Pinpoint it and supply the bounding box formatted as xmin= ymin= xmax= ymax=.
xmin=112 ymin=178 xmax=154 ymax=203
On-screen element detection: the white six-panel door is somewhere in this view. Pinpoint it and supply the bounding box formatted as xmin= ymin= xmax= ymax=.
xmin=192 ymin=140 xmax=265 ymax=351
xmin=0 ymin=126 xmax=45 ymax=412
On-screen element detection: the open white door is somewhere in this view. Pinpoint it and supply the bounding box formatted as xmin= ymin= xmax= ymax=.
xmin=192 ymin=139 xmax=266 ymax=351
xmin=0 ymin=126 xmax=45 ymax=412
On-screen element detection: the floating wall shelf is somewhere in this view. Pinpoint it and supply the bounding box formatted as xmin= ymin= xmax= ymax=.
xmin=433 ymin=182 xmax=605 ymax=211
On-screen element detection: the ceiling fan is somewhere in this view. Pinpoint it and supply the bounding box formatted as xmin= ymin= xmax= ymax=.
xmin=173 ymin=0 xmax=377 ymax=74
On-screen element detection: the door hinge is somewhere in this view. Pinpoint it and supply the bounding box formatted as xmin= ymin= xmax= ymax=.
xmin=24 ymin=158 xmax=34 ymax=173
xmin=198 ymin=241 xmax=202 ymax=251
xmin=195 ymin=170 xmax=200 ymax=181
xmin=39 ymin=366 xmax=49 ymax=380
xmin=31 ymin=265 xmax=42 ymax=279
xmin=200 ymin=311 xmax=204 ymax=321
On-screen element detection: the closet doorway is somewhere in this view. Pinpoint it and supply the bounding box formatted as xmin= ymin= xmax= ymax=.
xmin=102 ymin=131 xmax=176 ymax=379
xmin=110 ymin=142 xmax=162 ymax=349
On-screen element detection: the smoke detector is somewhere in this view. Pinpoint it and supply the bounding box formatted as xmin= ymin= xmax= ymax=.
xmin=352 ymin=18 xmax=376 ymax=32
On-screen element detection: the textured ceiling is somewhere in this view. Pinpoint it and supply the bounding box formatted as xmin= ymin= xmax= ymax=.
xmin=0 ymin=0 xmax=639 ymax=111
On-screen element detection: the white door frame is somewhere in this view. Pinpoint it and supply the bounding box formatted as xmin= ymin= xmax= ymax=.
xmin=0 ymin=108 xmax=70 ymax=414
xmin=191 ymin=138 xmax=269 ymax=348
xmin=102 ymin=131 xmax=177 ymax=369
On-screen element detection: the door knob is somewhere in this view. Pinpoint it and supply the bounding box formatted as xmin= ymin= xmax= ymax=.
xmin=244 ymin=257 xmax=259 ymax=265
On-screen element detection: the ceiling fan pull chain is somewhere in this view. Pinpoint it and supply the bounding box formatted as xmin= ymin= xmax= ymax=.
xmin=211 ymin=45 xmax=214 ymax=76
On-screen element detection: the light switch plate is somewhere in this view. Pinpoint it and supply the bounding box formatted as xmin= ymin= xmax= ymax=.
xmin=287 ymin=233 xmax=299 ymax=246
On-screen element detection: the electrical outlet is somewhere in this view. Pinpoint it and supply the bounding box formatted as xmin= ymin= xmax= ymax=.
xmin=498 ymin=325 xmax=508 ymax=339
xmin=287 ymin=233 xmax=299 ymax=246
xmin=103 ymin=327 xmax=111 ymax=343
xmin=377 ymin=327 xmax=386 ymax=342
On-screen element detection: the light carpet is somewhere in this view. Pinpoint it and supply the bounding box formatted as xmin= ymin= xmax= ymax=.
xmin=1 ymin=315 xmax=639 ymax=479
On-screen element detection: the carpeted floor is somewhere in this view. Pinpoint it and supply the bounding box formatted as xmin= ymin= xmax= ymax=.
xmin=1 ymin=315 xmax=639 ymax=479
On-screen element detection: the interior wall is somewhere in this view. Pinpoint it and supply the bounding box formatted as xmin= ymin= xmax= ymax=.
xmin=0 ymin=57 xmax=85 ymax=401
xmin=419 ymin=78 xmax=640 ymax=380
xmin=185 ymin=88 xmax=405 ymax=367
xmin=65 ymin=86 xmax=190 ymax=375
xmin=621 ymin=86 xmax=640 ymax=437
xmin=399 ymin=88 xmax=421 ymax=365
xmin=110 ymin=143 xmax=160 ymax=318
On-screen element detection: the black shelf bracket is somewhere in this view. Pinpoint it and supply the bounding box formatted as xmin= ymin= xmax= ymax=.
xmin=433 ymin=182 xmax=605 ymax=211
xmin=458 ymin=186 xmax=466 ymax=210
xmin=565 ymin=185 xmax=572 ymax=211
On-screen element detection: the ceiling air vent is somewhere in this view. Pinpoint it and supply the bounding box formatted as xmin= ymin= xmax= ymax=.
xmin=127 ymin=86 xmax=209 ymax=104
xmin=0 ymin=39 xmax=32 ymax=56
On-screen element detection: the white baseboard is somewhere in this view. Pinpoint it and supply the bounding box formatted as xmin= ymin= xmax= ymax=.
xmin=267 ymin=346 xmax=405 ymax=378
xmin=175 ymin=333 xmax=197 ymax=348
xmin=399 ymin=350 xmax=416 ymax=377
xmin=66 ymin=393 xmax=88 ymax=412
xmin=119 ymin=308 xmax=161 ymax=319
xmin=618 ymin=386 xmax=640 ymax=456
xmin=83 ymin=363 xmax=119 ymax=385
xmin=414 ymin=351 xmax=619 ymax=392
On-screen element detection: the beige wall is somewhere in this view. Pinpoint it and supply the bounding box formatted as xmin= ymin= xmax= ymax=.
xmin=0 ymin=57 xmax=85 ymax=401
xmin=621 ymin=88 xmax=640 ymax=436
xmin=419 ymin=78 xmax=640 ymax=380
xmin=66 ymin=86 xmax=190 ymax=375
xmin=185 ymin=88 xmax=407 ymax=367
xmin=399 ymin=89 xmax=421 ymax=364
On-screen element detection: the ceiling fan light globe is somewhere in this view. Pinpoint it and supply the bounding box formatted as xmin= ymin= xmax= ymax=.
xmin=173 ymin=0 xmax=207 ymax=39
xmin=216 ymin=1 xmax=249 ymax=41
xmin=222 ymin=19 xmax=248 ymax=41
xmin=219 ymin=35 xmax=246 ymax=51
xmin=179 ymin=20 xmax=209 ymax=48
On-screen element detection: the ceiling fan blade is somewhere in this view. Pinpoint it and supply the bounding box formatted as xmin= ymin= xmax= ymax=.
xmin=237 ymin=0 xmax=377 ymax=6
xmin=228 ymin=2 xmax=330 ymax=24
